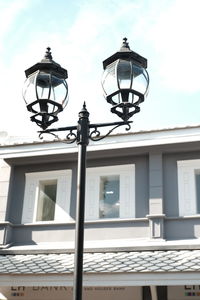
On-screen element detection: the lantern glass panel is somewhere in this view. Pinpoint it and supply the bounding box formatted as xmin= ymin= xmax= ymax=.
xmin=117 ymin=59 xmax=132 ymax=89
xmin=132 ymin=65 xmax=149 ymax=96
xmin=36 ymin=72 xmax=51 ymax=100
xmin=102 ymin=61 xmax=117 ymax=97
xmin=23 ymin=71 xmax=38 ymax=105
xmin=51 ymin=75 xmax=68 ymax=108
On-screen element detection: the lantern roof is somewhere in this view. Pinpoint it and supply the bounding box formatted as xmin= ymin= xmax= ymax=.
xmin=102 ymin=38 xmax=147 ymax=69
xmin=25 ymin=47 xmax=68 ymax=79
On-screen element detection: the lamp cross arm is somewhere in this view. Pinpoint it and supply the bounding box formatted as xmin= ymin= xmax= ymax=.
xmin=38 ymin=120 xmax=133 ymax=143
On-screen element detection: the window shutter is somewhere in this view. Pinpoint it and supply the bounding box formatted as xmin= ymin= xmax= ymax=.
xmin=85 ymin=175 xmax=99 ymax=220
xmin=55 ymin=171 xmax=72 ymax=222
xmin=178 ymin=165 xmax=196 ymax=216
xmin=120 ymin=166 xmax=135 ymax=218
xmin=22 ymin=176 xmax=37 ymax=223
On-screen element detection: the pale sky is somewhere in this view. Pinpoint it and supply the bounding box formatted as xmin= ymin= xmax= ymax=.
xmin=0 ymin=0 xmax=200 ymax=138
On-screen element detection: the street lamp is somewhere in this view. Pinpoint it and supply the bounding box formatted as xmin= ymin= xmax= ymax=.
xmin=23 ymin=47 xmax=68 ymax=130
xmin=23 ymin=38 xmax=149 ymax=300
xmin=102 ymin=37 xmax=149 ymax=122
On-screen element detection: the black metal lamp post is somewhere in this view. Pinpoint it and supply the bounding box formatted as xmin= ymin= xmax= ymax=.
xmin=23 ymin=38 xmax=149 ymax=300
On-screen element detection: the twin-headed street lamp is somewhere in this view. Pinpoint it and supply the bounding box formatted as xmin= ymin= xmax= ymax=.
xmin=23 ymin=38 xmax=149 ymax=130
xmin=23 ymin=38 xmax=149 ymax=300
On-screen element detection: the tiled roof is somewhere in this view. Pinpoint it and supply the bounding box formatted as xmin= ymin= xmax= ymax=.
xmin=0 ymin=250 xmax=200 ymax=274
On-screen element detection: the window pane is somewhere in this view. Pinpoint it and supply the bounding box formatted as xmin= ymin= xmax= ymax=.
xmin=36 ymin=180 xmax=57 ymax=221
xmin=196 ymin=174 xmax=200 ymax=213
xmin=99 ymin=175 xmax=120 ymax=218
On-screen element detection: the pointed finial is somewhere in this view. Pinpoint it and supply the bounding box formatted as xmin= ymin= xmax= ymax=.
xmin=79 ymin=102 xmax=89 ymax=119
xmin=120 ymin=37 xmax=130 ymax=51
xmin=81 ymin=101 xmax=88 ymax=114
xmin=44 ymin=47 xmax=53 ymax=60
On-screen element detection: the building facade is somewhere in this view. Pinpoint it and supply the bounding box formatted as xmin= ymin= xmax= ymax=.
xmin=0 ymin=126 xmax=200 ymax=299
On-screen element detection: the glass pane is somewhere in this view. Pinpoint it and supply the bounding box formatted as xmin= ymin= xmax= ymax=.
xmin=99 ymin=175 xmax=120 ymax=218
xmin=23 ymin=72 xmax=38 ymax=104
xmin=132 ymin=67 xmax=149 ymax=96
xmin=51 ymin=75 xmax=68 ymax=107
xmin=196 ymin=174 xmax=200 ymax=213
xmin=102 ymin=61 xmax=118 ymax=97
xmin=132 ymin=64 xmax=143 ymax=78
xmin=117 ymin=59 xmax=132 ymax=89
xmin=36 ymin=73 xmax=50 ymax=99
xmin=36 ymin=180 xmax=57 ymax=221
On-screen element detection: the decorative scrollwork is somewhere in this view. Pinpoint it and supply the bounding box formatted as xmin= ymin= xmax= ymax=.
xmin=38 ymin=128 xmax=78 ymax=144
xmin=89 ymin=127 xmax=101 ymax=140
xmin=125 ymin=122 xmax=131 ymax=131
xmin=65 ymin=130 xmax=77 ymax=144
xmin=39 ymin=131 xmax=59 ymax=140
xmin=38 ymin=120 xmax=132 ymax=144
xmin=89 ymin=122 xmax=131 ymax=142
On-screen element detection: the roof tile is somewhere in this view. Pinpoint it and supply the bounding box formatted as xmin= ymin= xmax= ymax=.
xmin=0 ymin=250 xmax=200 ymax=274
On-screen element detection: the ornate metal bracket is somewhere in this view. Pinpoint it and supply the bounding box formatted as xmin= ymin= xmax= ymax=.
xmin=38 ymin=120 xmax=132 ymax=144
xmin=89 ymin=121 xmax=131 ymax=142
xmin=38 ymin=103 xmax=133 ymax=144
xmin=39 ymin=124 xmax=78 ymax=144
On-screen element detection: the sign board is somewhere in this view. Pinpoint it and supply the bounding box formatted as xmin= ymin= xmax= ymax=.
xmin=0 ymin=286 xmax=141 ymax=300
xmin=168 ymin=286 xmax=200 ymax=300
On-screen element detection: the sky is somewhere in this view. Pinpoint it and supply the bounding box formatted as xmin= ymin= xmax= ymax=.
xmin=0 ymin=0 xmax=200 ymax=138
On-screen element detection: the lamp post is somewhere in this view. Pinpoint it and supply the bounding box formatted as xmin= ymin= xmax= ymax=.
xmin=23 ymin=38 xmax=149 ymax=300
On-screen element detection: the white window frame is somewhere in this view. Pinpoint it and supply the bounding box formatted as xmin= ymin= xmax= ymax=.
xmin=177 ymin=159 xmax=200 ymax=216
xmin=22 ymin=170 xmax=72 ymax=223
xmin=85 ymin=164 xmax=135 ymax=221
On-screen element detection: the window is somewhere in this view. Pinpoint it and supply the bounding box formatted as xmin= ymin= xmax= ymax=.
xmin=36 ymin=179 xmax=57 ymax=221
xmin=22 ymin=170 xmax=72 ymax=223
xmin=99 ymin=175 xmax=120 ymax=218
xmin=85 ymin=164 xmax=135 ymax=220
xmin=177 ymin=159 xmax=200 ymax=216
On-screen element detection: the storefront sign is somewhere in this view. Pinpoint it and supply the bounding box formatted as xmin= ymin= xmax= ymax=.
xmin=0 ymin=286 xmax=141 ymax=300
xmin=168 ymin=286 xmax=200 ymax=299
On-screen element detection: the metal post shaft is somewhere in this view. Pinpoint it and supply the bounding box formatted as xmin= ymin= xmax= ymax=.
xmin=73 ymin=104 xmax=89 ymax=300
